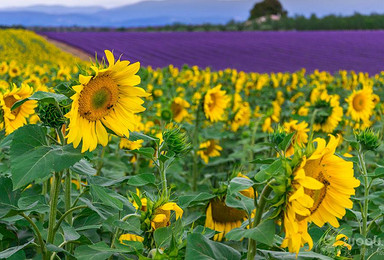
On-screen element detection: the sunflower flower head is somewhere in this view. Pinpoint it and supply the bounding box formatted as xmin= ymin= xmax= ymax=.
xmin=197 ymin=139 xmax=222 ymax=164
xmin=205 ymin=174 xmax=255 ymax=242
xmin=312 ymin=93 xmax=343 ymax=133
xmin=0 ymin=83 xmax=37 ymax=135
xmin=346 ymin=87 xmax=375 ymax=122
xmin=66 ymin=50 xmax=150 ymax=153
xmin=151 ymin=202 xmax=183 ymax=230
xmin=203 ymin=84 xmax=229 ymax=122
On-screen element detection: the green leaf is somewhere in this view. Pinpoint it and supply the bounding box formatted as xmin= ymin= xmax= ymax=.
xmin=70 ymin=159 xmax=96 ymax=176
xmin=0 ymin=239 xmax=33 ymax=258
xmin=74 ymin=245 xmax=113 ymax=260
xmin=178 ymin=193 xmax=215 ymax=208
xmin=127 ymin=174 xmax=156 ymax=186
xmin=129 ymin=131 xmax=157 ymax=142
xmin=258 ymin=249 xmax=333 ymax=260
xmin=225 ymin=220 xmax=275 ymax=246
xmin=10 ymin=125 xmax=83 ymax=190
xmin=278 ymin=132 xmax=295 ymax=152
xmin=228 ymin=177 xmax=254 ymax=195
xmin=0 ymin=177 xmax=20 ymax=218
xmin=62 ymin=222 xmax=81 ymax=241
xmin=131 ymin=147 xmax=155 ymax=160
xmin=250 ymin=158 xmax=275 ymax=164
xmin=225 ymin=193 xmax=254 ymax=215
xmin=254 ymin=159 xmax=283 ymax=182
xmin=185 ymin=233 xmax=241 ymax=260
xmin=17 ymin=195 xmax=49 ymax=213
xmin=113 ymin=215 xmax=142 ymax=234
xmin=154 ymin=226 xmax=173 ymax=248
xmin=11 ymin=91 xmax=67 ymax=111
xmin=90 ymin=185 xmax=123 ymax=210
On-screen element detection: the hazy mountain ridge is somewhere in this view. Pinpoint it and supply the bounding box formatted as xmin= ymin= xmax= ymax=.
xmin=0 ymin=0 xmax=254 ymax=27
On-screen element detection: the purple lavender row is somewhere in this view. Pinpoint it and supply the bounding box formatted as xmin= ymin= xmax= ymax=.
xmin=40 ymin=31 xmax=384 ymax=74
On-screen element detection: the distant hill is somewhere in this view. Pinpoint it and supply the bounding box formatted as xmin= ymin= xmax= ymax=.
xmin=0 ymin=0 xmax=255 ymax=27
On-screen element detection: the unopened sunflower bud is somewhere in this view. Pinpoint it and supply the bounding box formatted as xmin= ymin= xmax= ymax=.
xmin=270 ymin=126 xmax=288 ymax=146
xmin=354 ymin=128 xmax=380 ymax=151
xmin=38 ymin=103 xmax=68 ymax=129
xmin=163 ymin=127 xmax=191 ymax=157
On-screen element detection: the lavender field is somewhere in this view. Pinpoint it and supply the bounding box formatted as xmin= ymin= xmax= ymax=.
xmin=41 ymin=31 xmax=384 ymax=74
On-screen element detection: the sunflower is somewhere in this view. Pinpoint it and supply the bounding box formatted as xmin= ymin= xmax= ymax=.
xmin=0 ymin=83 xmax=37 ymax=135
xmin=119 ymin=234 xmax=144 ymax=245
xmin=312 ymin=93 xmax=343 ymax=133
xmin=283 ymin=120 xmax=309 ymax=156
xmin=231 ymin=102 xmax=251 ymax=132
xmin=0 ymin=62 xmax=8 ymax=75
xmin=8 ymin=63 xmax=21 ymax=78
xmin=119 ymin=138 xmax=144 ymax=150
xmin=171 ymin=97 xmax=190 ymax=123
xmin=151 ymin=202 xmax=183 ymax=230
xmin=302 ymin=135 xmax=360 ymax=228
xmin=66 ymin=50 xmax=149 ymax=153
xmin=205 ymin=174 xmax=255 ymax=241
xmin=197 ymin=140 xmax=222 ymax=163
xmin=281 ymin=159 xmax=324 ymax=254
xmin=346 ymin=87 xmax=375 ymax=122
xmin=204 ymin=85 xmax=229 ymax=122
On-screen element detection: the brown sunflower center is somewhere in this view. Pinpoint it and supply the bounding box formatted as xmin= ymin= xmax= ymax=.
xmin=3 ymin=96 xmax=21 ymax=116
xmin=211 ymin=198 xmax=247 ymax=222
xmin=204 ymin=140 xmax=216 ymax=155
xmin=171 ymin=102 xmax=182 ymax=117
xmin=208 ymin=93 xmax=218 ymax=110
xmin=78 ymin=75 xmax=119 ymax=121
xmin=305 ymin=171 xmax=330 ymax=214
xmin=352 ymin=94 xmax=365 ymax=112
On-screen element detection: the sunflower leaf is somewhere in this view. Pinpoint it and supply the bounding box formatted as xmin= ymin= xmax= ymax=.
xmin=225 ymin=220 xmax=275 ymax=246
xmin=185 ymin=233 xmax=241 ymax=260
xmin=228 ymin=177 xmax=254 ymax=195
xmin=10 ymin=125 xmax=83 ymax=190
xmin=11 ymin=91 xmax=67 ymax=111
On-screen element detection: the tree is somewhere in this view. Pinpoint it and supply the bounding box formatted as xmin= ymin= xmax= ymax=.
xmin=248 ymin=0 xmax=287 ymax=20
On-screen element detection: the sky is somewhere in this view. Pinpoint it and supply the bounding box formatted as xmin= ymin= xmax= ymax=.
xmin=1 ymin=0 xmax=145 ymax=8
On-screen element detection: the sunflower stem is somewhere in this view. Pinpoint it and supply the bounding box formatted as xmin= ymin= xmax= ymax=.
xmin=159 ymin=160 xmax=168 ymax=199
xmin=192 ymin=103 xmax=201 ymax=191
xmin=19 ymin=212 xmax=47 ymax=260
xmin=247 ymin=118 xmax=261 ymax=172
xmin=357 ymin=145 xmax=370 ymax=260
xmin=64 ymin=170 xmax=72 ymax=225
xmin=47 ymin=172 xmax=62 ymax=251
xmin=247 ymin=181 xmax=273 ymax=260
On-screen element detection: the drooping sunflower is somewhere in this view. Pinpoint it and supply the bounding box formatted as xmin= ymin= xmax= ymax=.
xmin=119 ymin=233 xmax=144 ymax=245
xmin=151 ymin=202 xmax=183 ymax=230
xmin=204 ymin=85 xmax=229 ymax=122
xmin=0 ymin=83 xmax=37 ymax=135
xmin=197 ymin=139 xmax=222 ymax=164
xmin=301 ymin=135 xmax=360 ymax=228
xmin=66 ymin=50 xmax=149 ymax=153
xmin=312 ymin=93 xmax=343 ymax=133
xmin=346 ymin=87 xmax=375 ymax=122
xmin=171 ymin=97 xmax=190 ymax=123
xmin=205 ymin=174 xmax=255 ymax=241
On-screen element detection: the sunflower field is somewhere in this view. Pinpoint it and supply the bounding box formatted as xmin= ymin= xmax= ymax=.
xmin=0 ymin=29 xmax=384 ymax=260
